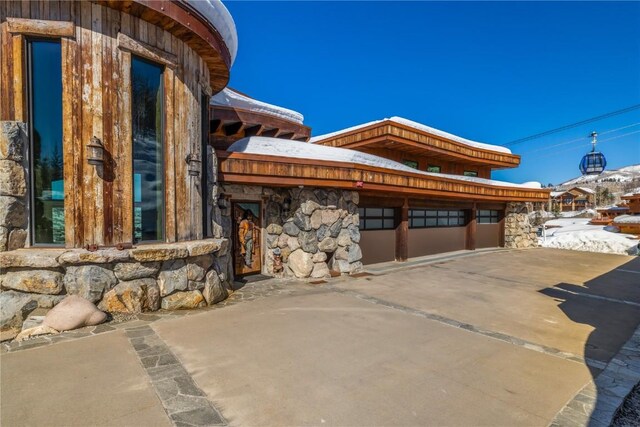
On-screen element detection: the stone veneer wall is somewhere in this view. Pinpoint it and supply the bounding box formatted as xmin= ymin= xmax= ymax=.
xmin=0 ymin=239 xmax=231 ymax=341
xmin=0 ymin=122 xmax=28 ymax=251
xmin=504 ymin=202 xmax=538 ymax=249
xmin=220 ymin=185 xmax=363 ymax=279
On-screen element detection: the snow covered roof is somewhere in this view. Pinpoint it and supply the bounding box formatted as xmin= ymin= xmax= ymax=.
xmin=188 ymin=0 xmax=238 ymax=65
xmin=309 ymin=116 xmax=512 ymax=154
xmin=228 ymin=137 xmax=541 ymax=189
xmin=613 ymin=215 xmax=640 ymax=225
xmin=574 ymin=186 xmax=595 ymax=194
xmin=550 ymin=191 xmax=565 ymax=198
xmin=211 ymin=88 xmax=304 ymax=124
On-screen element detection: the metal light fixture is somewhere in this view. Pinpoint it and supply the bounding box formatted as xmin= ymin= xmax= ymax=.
xmin=186 ymin=153 xmax=201 ymax=176
xmin=87 ymin=136 xmax=104 ymax=165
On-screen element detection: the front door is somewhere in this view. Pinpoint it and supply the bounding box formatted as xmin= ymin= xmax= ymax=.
xmin=232 ymin=201 xmax=262 ymax=276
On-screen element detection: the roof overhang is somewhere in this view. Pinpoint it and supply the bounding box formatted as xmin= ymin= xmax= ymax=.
xmin=210 ymin=106 xmax=311 ymax=149
xmin=311 ymin=120 xmax=521 ymax=170
xmin=97 ymin=0 xmax=232 ymax=93
xmin=217 ymin=151 xmax=550 ymax=202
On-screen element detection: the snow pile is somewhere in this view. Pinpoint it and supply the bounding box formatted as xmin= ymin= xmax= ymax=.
xmin=559 ymin=209 xmax=597 ymax=218
xmin=211 ymin=88 xmax=304 ymax=124
xmin=227 ymin=137 xmax=542 ymax=189
xmin=187 ymin=0 xmax=238 ymax=64
xmin=614 ymin=215 xmax=640 ymax=225
xmin=540 ymin=218 xmax=639 ymax=255
xmin=310 ymin=116 xmax=512 ymax=154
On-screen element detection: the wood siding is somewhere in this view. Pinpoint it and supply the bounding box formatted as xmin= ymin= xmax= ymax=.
xmin=218 ymin=152 xmax=551 ymax=203
xmin=0 ymin=1 xmax=209 ymax=247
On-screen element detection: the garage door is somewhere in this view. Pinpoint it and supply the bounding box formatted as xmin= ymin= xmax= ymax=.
xmin=408 ymin=208 xmax=467 ymax=258
xmin=477 ymin=209 xmax=502 ymax=248
xmin=359 ymin=207 xmax=397 ymax=265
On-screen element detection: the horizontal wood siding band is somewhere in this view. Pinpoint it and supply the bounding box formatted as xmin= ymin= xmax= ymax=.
xmin=6 ymin=17 xmax=74 ymax=37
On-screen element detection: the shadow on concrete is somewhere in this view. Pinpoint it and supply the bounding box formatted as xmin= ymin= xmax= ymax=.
xmin=539 ymin=256 xmax=640 ymax=425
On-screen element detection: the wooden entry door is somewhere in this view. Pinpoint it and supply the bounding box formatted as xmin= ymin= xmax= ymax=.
xmin=232 ymin=201 xmax=262 ymax=276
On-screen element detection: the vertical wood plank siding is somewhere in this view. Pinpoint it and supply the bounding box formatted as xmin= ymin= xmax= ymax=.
xmin=0 ymin=1 xmax=211 ymax=247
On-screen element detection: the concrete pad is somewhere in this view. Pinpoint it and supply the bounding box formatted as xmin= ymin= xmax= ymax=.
xmin=154 ymin=290 xmax=592 ymax=426
xmin=1 ymin=330 xmax=170 ymax=427
xmin=339 ymin=249 xmax=640 ymax=364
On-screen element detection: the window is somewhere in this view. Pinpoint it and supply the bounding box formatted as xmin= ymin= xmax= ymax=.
xmin=28 ymin=39 xmax=64 ymax=245
xmin=132 ymin=56 xmax=164 ymax=242
xmin=426 ymin=165 xmax=441 ymax=173
xmin=358 ymin=207 xmax=395 ymax=230
xmin=563 ymin=197 xmax=572 ymax=205
xmin=402 ymin=160 xmax=418 ymax=169
xmin=410 ymin=209 xmax=465 ymax=228
xmin=477 ymin=210 xmax=499 ymax=224
xmin=463 ymin=170 xmax=478 ymax=177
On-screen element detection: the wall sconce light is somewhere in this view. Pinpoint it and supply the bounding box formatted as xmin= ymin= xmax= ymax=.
xmin=87 ymin=136 xmax=104 ymax=165
xmin=355 ymin=181 xmax=364 ymax=188
xmin=217 ymin=196 xmax=228 ymax=209
xmin=186 ymin=153 xmax=201 ymax=176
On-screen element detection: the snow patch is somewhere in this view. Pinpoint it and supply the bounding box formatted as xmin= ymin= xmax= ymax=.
xmin=540 ymin=218 xmax=639 ymax=255
xmin=187 ymin=0 xmax=238 ymax=65
xmin=227 ymin=137 xmax=542 ymax=189
xmin=309 ymin=116 xmax=512 ymax=154
xmin=211 ymin=88 xmax=304 ymax=124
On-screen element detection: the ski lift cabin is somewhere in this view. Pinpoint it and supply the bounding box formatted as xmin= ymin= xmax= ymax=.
xmin=579 ymin=132 xmax=607 ymax=175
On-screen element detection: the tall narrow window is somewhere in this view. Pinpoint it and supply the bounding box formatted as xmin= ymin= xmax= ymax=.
xmin=28 ymin=40 xmax=64 ymax=245
xmin=132 ymin=56 xmax=164 ymax=242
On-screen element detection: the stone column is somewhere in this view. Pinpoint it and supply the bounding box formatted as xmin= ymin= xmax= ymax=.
xmin=503 ymin=202 xmax=538 ymax=249
xmin=0 ymin=122 xmax=28 ymax=252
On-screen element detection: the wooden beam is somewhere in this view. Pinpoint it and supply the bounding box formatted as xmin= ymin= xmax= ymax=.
xmin=261 ymin=128 xmax=280 ymax=138
xmin=7 ymin=17 xmax=75 ymax=37
xmin=466 ymin=202 xmax=477 ymax=250
xmin=223 ymin=121 xmax=243 ymax=136
xmin=117 ymin=32 xmax=178 ymax=69
xmin=209 ymin=119 xmax=222 ymax=134
xmin=244 ymin=124 xmax=263 ymax=137
xmin=395 ymin=198 xmax=409 ymax=262
xmin=278 ymin=132 xmax=295 ymax=140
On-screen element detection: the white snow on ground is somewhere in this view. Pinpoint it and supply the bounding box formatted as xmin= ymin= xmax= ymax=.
xmin=559 ymin=209 xmax=597 ymax=218
xmin=187 ymin=0 xmax=238 ymax=64
xmin=614 ymin=215 xmax=640 ymax=224
xmin=309 ymin=116 xmax=512 ymax=154
xmin=228 ymin=137 xmax=542 ymax=189
xmin=211 ymin=88 xmax=304 ymax=124
xmin=540 ymin=218 xmax=639 ymax=255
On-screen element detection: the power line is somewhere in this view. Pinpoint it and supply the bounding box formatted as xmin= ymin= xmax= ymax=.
xmin=528 ymin=129 xmax=640 ymax=160
xmin=521 ymin=122 xmax=640 ymax=155
xmin=505 ymin=104 xmax=640 ymax=146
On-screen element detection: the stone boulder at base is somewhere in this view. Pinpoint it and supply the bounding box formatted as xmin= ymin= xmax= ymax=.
xmin=113 ymin=261 xmax=160 ymax=281
xmin=287 ymin=249 xmax=313 ymax=278
xmin=1 ymin=269 xmax=64 ymax=294
xmin=157 ymin=259 xmax=189 ymax=296
xmin=161 ymin=290 xmax=205 ymax=310
xmin=203 ymin=270 xmax=228 ymax=305
xmin=64 ymin=265 xmax=117 ymax=303
xmin=43 ymin=295 xmax=107 ymax=332
xmin=0 ymin=291 xmax=37 ymax=341
xmin=98 ymin=279 xmax=156 ymax=314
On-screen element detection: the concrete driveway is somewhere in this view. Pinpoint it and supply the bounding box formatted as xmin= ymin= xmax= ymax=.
xmin=2 ymin=248 xmax=639 ymax=426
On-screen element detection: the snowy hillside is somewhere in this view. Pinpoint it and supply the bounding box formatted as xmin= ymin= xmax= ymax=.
xmin=560 ymin=164 xmax=640 ymax=186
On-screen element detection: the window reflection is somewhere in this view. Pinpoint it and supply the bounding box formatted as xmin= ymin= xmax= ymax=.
xmin=29 ymin=40 xmax=64 ymax=245
xmin=132 ymin=56 xmax=164 ymax=242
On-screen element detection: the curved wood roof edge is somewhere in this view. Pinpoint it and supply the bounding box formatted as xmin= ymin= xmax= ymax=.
xmin=211 ymin=105 xmax=311 ymax=138
xmin=312 ymin=120 xmax=521 ymax=167
xmin=97 ymin=0 xmax=231 ymax=92
xmin=217 ymin=151 xmax=550 ymax=202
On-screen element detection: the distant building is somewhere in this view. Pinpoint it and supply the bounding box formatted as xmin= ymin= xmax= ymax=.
xmin=549 ymin=187 xmax=595 ymax=212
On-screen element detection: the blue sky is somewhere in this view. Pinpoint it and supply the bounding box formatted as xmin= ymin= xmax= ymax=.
xmin=225 ymin=1 xmax=640 ymax=185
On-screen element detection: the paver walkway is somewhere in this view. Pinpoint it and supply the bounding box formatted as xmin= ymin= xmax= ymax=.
xmin=1 ymin=248 xmax=639 ymax=426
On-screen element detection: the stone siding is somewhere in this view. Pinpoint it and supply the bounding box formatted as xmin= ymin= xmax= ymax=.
xmin=504 ymin=202 xmax=538 ymax=249
xmin=0 ymin=122 xmax=29 ymax=252
xmin=220 ymin=185 xmax=363 ymax=279
xmin=0 ymin=239 xmax=231 ymax=341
